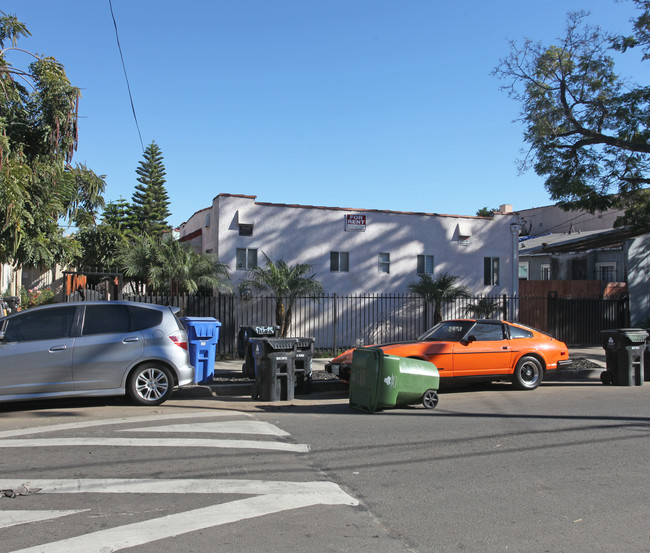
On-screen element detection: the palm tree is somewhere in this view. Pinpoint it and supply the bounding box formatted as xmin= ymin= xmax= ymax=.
xmin=465 ymin=297 xmax=500 ymax=319
xmin=117 ymin=235 xmax=156 ymax=295
xmin=238 ymin=254 xmax=324 ymax=336
xmin=408 ymin=272 xmax=471 ymax=325
xmin=148 ymin=238 xmax=230 ymax=294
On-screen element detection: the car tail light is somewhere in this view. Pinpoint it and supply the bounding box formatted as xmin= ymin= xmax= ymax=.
xmin=169 ymin=331 xmax=188 ymax=350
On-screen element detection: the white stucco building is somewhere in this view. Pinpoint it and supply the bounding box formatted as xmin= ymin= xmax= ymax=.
xmin=180 ymin=194 xmax=521 ymax=296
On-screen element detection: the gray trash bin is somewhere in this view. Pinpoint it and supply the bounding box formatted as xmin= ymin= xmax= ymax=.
xmin=294 ymin=337 xmax=315 ymax=395
xmin=250 ymin=338 xmax=297 ymax=401
xmin=600 ymin=329 xmax=648 ymax=386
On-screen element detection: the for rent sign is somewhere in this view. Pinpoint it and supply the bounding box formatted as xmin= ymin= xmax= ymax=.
xmin=345 ymin=214 xmax=366 ymax=231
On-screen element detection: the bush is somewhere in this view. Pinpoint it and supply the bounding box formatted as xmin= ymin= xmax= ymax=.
xmin=20 ymin=287 xmax=57 ymax=309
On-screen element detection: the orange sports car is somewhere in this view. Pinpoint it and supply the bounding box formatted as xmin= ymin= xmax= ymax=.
xmin=326 ymin=319 xmax=573 ymax=390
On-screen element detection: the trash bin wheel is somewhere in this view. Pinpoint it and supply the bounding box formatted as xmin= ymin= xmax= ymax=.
xmin=512 ymin=356 xmax=543 ymax=390
xmin=127 ymin=363 xmax=173 ymax=406
xmin=600 ymin=370 xmax=614 ymax=385
xmin=422 ymin=389 xmax=439 ymax=409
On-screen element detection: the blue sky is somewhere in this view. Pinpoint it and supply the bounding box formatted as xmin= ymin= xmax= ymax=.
xmin=2 ymin=1 xmax=642 ymax=227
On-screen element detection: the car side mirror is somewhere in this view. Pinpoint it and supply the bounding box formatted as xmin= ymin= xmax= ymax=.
xmin=461 ymin=335 xmax=476 ymax=345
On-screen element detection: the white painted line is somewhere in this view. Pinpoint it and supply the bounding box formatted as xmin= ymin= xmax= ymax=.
xmin=120 ymin=420 xmax=290 ymax=436
xmin=0 ymin=478 xmax=357 ymax=502
xmin=1 ymin=438 xmax=309 ymax=452
xmin=0 ymin=411 xmax=249 ymax=439
xmin=1 ymin=479 xmax=358 ymax=553
xmin=0 ymin=510 xmax=87 ymax=529
xmin=7 ymin=494 xmax=355 ymax=553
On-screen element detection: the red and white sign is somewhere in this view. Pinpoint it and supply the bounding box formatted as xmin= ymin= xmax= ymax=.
xmin=345 ymin=214 xmax=366 ymax=231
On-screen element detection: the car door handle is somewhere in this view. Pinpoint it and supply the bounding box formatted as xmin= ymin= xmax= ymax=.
xmin=122 ymin=337 xmax=140 ymax=343
xmin=49 ymin=345 xmax=67 ymax=352
xmin=502 ymin=346 xmax=509 ymax=350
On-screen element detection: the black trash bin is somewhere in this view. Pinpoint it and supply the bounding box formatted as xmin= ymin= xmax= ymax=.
xmin=294 ymin=337 xmax=315 ymax=395
xmin=2 ymin=296 xmax=20 ymax=314
xmin=239 ymin=326 xmax=280 ymax=378
xmin=250 ymin=338 xmax=297 ymax=401
xmin=600 ymin=328 xmax=648 ymax=386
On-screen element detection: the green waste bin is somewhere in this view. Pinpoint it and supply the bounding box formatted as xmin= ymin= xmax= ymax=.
xmin=600 ymin=328 xmax=648 ymax=386
xmin=349 ymin=347 xmax=440 ymax=413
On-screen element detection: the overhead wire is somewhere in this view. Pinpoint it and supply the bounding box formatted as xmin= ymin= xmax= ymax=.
xmin=108 ymin=0 xmax=144 ymax=152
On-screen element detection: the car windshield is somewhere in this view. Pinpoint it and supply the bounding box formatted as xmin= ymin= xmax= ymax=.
xmin=417 ymin=320 xmax=475 ymax=342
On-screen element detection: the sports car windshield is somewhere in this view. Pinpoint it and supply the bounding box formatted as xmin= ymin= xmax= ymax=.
xmin=417 ymin=320 xmax=475 ymax=342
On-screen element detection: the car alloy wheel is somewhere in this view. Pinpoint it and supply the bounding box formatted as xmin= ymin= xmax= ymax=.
xmin=128 ymin=364 xmax=174 ymax=406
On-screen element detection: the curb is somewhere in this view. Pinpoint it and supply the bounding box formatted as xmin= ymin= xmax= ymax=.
xmin=173 ymin=379 xmax=349 ymax=399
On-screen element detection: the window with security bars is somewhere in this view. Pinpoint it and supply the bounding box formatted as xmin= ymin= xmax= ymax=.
xmin=541 ymin=264 xmax=551 ymax=280
xmin=236 ymin=248 xmax=257 ymax=270
xmin=417 ymin=255 xmax=434 ymax=274
xmin=330 ymin=251 xmax=349 ymax=272
xmin=596 ymin=263 xmax=616 ymax=282
xmin=484 ymin=257 xmax=500 ymax=286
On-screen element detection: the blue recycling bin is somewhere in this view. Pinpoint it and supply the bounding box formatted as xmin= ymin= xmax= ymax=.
xmin=180 ymin=317 xmax=221 ymax=384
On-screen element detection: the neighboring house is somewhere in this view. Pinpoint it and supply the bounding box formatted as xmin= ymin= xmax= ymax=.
xmin=516 ymin=204 xmax=626 ymax=235
xmin=515 ymin=203 xmax=650 ymax=325
xmin=179 ymin=194 xmax=521 ymax=296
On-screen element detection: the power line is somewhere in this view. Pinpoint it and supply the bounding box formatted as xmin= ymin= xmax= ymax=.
xmin=108 ymin=0 xmax=144 ymax=152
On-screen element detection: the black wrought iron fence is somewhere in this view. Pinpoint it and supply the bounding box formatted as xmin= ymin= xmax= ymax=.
xmin=123 ymin=292 xmax=629 ymax=356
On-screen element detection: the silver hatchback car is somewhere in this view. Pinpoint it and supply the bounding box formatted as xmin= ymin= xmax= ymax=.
xmin=0 ymin=301 xmax=195 ymax=406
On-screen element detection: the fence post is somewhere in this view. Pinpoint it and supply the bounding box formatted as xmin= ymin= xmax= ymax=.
xmin=332 ymin=293 xmax=338 ymax=355
xmin=502 ymin=294 xmax=508 ymax=321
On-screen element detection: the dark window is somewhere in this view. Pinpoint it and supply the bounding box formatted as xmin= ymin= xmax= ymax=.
xmin=4 ymin=306 xmax=77 ymax=342
xmin=417 ymin=255 xmax=434 ymax=274
xmin=484 ymin=257 xmax=500 ymax=285
xmin=83 ymin=305 xmax=130 ymax=335
xmin=330 ymin=251 xmax=349 ymax=272
xmin=127 ymin=306 xmax=163 ymax=330
xmin=470 ymin=322 xmax=506 ymax=341
xmin=239 ymin=224 xmax=254 ymax=236
xmin=508 ymin=325 xmax=534 ymax=339
xmin=82 ymin=305 xmax=163 ymax=335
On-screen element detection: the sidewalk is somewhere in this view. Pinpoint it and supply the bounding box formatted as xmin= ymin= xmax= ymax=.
xmin=174 ymin=346 xmax=607 ymax=399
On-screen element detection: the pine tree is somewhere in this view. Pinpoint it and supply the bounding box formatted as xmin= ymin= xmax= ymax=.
xmin=130 ymin=142 xmax=171 ymax=237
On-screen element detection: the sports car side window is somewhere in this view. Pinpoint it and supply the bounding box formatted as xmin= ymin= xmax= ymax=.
xmin=471 ymin=323 xmax=506 ymax=341
xmin=509 ymin=326 xmax=534 ymax=339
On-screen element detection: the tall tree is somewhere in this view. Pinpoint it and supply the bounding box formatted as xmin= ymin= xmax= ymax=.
xmin=101 ymin=197 xmax=132 ymax=231
xmin=408 ymin=273 xmax=471 ymax=325
xmin=130 ymin=141 xmax=171 ymax=237
xmin=494 ymin=2 xmax=650 ymax=230
xmin=0 ymin=12 xmax=102 ymax=270
xmin=238 ymin=254 xmax=324 ymax=336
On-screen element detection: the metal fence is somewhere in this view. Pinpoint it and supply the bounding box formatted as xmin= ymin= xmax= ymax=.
xmin=123 ymin=292 xmax=629 ymax=355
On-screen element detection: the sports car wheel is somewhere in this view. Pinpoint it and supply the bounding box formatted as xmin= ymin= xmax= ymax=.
xmin=127 ymin=364 xmax=174 ymax=406
xmin=422 ymin=389 xmax=439 ymax=409
xmin=512 ymin=356 xmax=543 ymax=390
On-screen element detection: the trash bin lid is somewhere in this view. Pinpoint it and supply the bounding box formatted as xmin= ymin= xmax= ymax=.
xmin=180 ymin=317 xmax=221 ymax=339
xmin=601 ymin=328 xmax=648 ymax=343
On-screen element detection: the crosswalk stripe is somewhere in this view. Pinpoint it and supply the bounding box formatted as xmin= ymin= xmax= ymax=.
xmin=0 ymin=411 xmax=249 ymax=439
xmin=0 ymin=510 xmax=87 ymax=529
xmin=120 ymin=420 xmax=290 ymax=436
